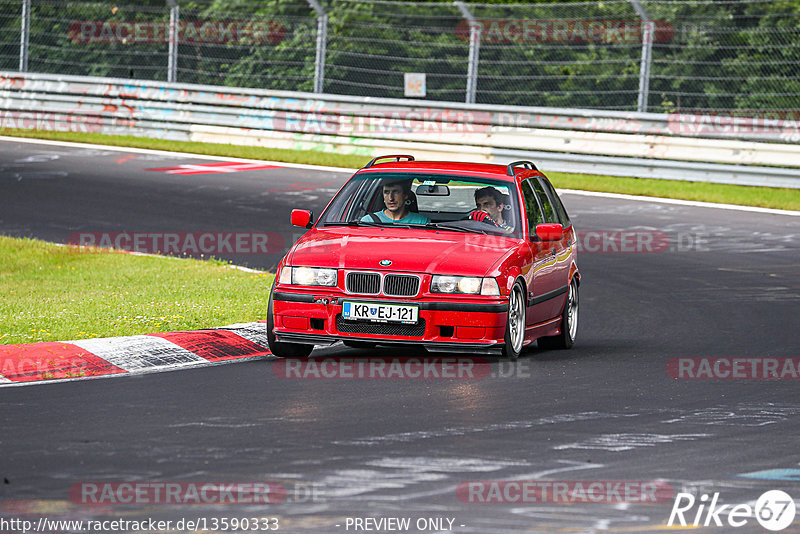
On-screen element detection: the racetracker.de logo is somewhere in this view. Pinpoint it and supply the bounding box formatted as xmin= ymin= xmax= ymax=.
xmin=69 ymin=482 xmax=287 ymax=505
xmin=575 ymin=230 xmax=670 ymax=253
xmin=667 ymin=358 xmax=800 ymax=380
xmin=0 ymin=111 xmax=109 ymax=133
xmin=273 ymin=357 xmax=491 ymax=379
xmin=68 ymin=21 xmax=286 ymax=44
xmin=667 ymin=111 xmax=800 ymax=136
xmin=455 ymin=19 xmax=674 ymax=43
xmin=271 ymin=109 xmax=491 ymax=136
xmin=456 ymin=480 xmax=674 ymax=504
xmin=464 ymin=230 xmax=705 ymax=254
xmin=68 ymin=232 xmax=285 ymax=255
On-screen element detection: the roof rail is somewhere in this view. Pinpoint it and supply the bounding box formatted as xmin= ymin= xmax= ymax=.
xmin=364 ymin=155 xmax=415 ymax=168
xmin=506 ymin=160 xmax=538 ymax=176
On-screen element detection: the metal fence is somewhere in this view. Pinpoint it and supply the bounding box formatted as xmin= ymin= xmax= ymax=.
xmin=1 ymin=0 xmax=799 ymax=113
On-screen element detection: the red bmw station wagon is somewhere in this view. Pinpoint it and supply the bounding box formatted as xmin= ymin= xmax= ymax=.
xmin=268 ymin=156 xmax=579 ymax=359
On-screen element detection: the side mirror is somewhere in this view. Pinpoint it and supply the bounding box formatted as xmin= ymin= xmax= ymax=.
xmin=535 ymin=223 xmax=563 ymax=241
xmin=291 ymin=209 xmax=313 ymax=229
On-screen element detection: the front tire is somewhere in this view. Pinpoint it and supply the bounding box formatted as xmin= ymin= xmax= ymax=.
xmin=538 ymin=277 xmax=578 ymax=350
xmin=502 ymin=281 xmax=526 ymax=360
xmin=267 ymin=281 xmax=314 ymax=359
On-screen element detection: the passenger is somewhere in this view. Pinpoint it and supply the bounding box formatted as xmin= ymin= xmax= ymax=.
xmin=362 ymin=180 xmax=430 ymax=224
xmin=472 ymin=186 xmax=513 ymax=230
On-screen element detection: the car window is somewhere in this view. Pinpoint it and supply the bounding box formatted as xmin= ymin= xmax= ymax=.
xmin=521 ymin=180 xmax=543 ymax=236
xmin=529 ymin=178 xmax=558 ymax=224
xmin=538 ymin=177 xmax=571 ymax=227
xmin=317 ymin=173 xmax=523 ymax=238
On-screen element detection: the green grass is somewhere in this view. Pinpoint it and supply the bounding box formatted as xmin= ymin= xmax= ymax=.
xmin=547 ymin=172 xmax=800 ymax=211
xmin=2 ymin=128 xmax=799 ymax=211
xmin=0 ymin=128 xmax=368 ymax=169
xmin=0 ymin=236 xmax=272 ymax=345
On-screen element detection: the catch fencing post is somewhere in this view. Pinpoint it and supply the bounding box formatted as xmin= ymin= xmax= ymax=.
xmin=306 ymin=0 xmax=328 ymax=93
xmin=167 ymin=0 xmax=179 ymax=83
xmin=19 ymin=0 xmax=30 ymax=72
xmin=454 ymin=1 xmax=480 ymax=104
xmin=628 ymin=0 xmax=653 ymax=112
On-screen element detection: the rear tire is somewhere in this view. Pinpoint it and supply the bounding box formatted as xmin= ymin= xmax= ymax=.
xmin=267 ymin=281 xmax=314 ymax=359
xmin=538 ymin=277 xmax=578 ymax=350
xmin=502 ymin=281 xmax=526 ymax=360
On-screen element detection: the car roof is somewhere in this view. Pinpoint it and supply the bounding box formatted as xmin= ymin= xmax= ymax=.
xmin=356 ymin=160 xmax=542 ymax=182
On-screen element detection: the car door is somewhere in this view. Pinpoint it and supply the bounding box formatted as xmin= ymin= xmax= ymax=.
xmin=530 ymin=177 xmax=572 ymax=321
xmin=521 ymin=179 xmax=561 ymax=325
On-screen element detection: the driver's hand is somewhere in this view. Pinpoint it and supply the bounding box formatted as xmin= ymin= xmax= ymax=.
xmin=467 ymin=210 xmax=499 ymax=226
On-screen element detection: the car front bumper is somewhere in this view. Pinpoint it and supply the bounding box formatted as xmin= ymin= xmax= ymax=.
xmin=271 ymin=290 xmax=509 ymax=354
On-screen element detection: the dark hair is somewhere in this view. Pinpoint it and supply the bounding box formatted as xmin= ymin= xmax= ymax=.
xmin=382 ymin=179 xmax=412 ymax=194
xmin=474 ymin=186 xmax=504 ymax=206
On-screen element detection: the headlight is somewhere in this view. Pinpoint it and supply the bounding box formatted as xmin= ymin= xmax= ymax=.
xmin=281 ymin=266 xmax=337 ymax=287
xmin=431 ymin=275 xmax=500 ymax=295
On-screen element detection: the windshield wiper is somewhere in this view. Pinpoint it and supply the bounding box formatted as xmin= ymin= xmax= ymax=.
xmin=424 ymin=222 xmax=490 ymax=235
xmin=322 ymin=221 xmax=417 ymax=229
xmin=321 ymin=221 xmax=383 ymax=227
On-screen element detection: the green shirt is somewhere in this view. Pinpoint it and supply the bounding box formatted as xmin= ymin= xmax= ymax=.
xmin=361 ymin=211 xmax=431 ymax=225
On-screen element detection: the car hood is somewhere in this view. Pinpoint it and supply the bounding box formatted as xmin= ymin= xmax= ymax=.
xmin=289 ymin=227 xmax=518 ymax=277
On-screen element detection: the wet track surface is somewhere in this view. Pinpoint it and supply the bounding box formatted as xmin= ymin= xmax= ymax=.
xmin=1 ymin=139 xmax=800 ymax=533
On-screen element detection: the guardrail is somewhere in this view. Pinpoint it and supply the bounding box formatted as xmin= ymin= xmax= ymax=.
xmin=1 ymin=72 xmax=799 ymax=189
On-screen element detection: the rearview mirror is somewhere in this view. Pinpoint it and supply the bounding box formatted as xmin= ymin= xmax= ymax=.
xmin=415 ymin=184 xmax=450 ymax=196
xmin=291 ymin=209 xmax=313 ymax=228
xmin=535 ymin=223 xmax=563 ymax=241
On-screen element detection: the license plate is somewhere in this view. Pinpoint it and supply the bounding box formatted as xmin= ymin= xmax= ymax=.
xmin=342 ymin=301 xmax=418 ymax=324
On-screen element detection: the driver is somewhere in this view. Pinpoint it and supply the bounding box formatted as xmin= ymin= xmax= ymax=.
xmin=362 ymin=179 xmax=430 ymax=225
xmin=471 ymin=186 xmax=513 ymax=231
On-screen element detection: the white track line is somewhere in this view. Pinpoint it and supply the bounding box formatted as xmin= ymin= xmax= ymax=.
xmin=3 ymin=135 xmax=797 ymax=215
xmin=0 ymin=135 xmax=356 ymax=174
xmin=558 ymin=188 xmax=800 ymax=217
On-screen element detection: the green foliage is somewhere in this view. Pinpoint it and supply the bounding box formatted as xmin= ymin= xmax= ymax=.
xmin=0 ymin=235 xmax=272 ymax=345
xmin=0 ymin=0 xmax=798 ymax=111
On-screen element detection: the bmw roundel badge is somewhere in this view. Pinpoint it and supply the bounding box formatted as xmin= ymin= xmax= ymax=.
xmin=379 ymin=259 xmax=392 ymax=267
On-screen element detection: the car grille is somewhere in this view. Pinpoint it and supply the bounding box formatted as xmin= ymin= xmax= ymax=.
xmin=346 ymin=272 xmax=380 ymax=295
xmin=383 ymin=274 xmax=420 ymax=297
xmin=336 ymin=315 xmax=426 ymax=337
xmin=345 ymin=271 xmax=421 ymax=297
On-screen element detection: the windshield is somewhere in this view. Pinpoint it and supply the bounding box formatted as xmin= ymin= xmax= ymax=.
xmin=318 ymin=172 xmax=522 ymax=238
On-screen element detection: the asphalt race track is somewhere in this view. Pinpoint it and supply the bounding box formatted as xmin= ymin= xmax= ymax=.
xmin=1 ymin=138 xmax=800 ymax=533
